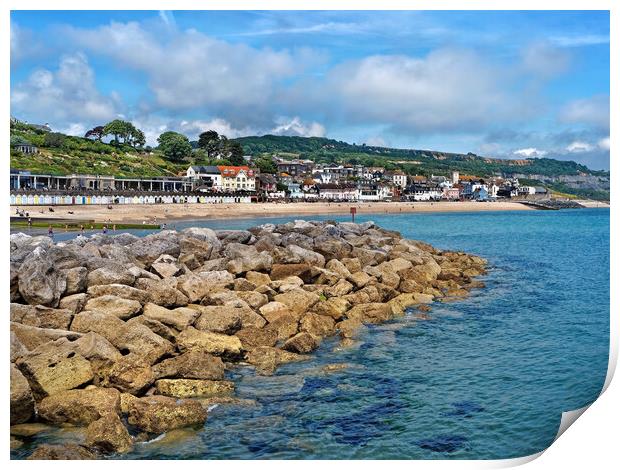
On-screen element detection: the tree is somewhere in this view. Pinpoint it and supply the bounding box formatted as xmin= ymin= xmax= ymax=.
xmin=43 ymin=132 xmax=65 ymax=148
xmin=103 ymin=119 xmax=131 ymax=145
xmin=254 ymin=155 xmax=277 ymax=174
xmin=129 ymin=128 xmax=146 ymax=149
xmin=227 ymin=141 xmax=245 ymax=166
xmin=198 ymin=130 xmax=220 ymax=159
xmin=84 ymin=126 xmax=105 ymax=141
xmin=157 ymin=131 xmax=192 ymax=162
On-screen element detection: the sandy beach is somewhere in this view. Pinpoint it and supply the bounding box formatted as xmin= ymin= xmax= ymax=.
xmin=13 ymin=200 xmax=535 ymax=225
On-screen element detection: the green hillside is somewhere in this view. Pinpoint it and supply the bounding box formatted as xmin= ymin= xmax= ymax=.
xmin=10 ymin=121 xmax=185 ymax=177
xmin=9 ymin=123 xmax=609 ymax=200
xmin=234 ymin=135 xmax=608 ymax=179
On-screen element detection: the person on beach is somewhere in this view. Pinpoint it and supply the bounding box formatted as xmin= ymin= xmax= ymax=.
xmin=80 ymin=225 xmax=84 ymax=236
xmin=48 ymin=225 xmax=54 ymax=238
xmin=27 ymin=217 xmax=32 ymax=229
xmin=103 ymin=225 xmax=108 ymax=234
xmin=112 ymin=224 xmax=116 ymax=232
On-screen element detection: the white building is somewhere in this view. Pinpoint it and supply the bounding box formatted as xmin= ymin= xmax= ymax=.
xmin=391 ymin=172 xmax=408 ymax=188
xmin=316 ymin=183 xmax=358 ymax=201
xmin=186 ymin=165 xmax=222 ymax=190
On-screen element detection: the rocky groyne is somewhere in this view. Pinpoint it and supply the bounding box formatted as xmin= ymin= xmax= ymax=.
xmin=10 ymin=220 xmax=487 ymax=459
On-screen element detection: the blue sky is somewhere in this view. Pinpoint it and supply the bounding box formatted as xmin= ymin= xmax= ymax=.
xmin=10 ymin=10 xmax=610 ymax=169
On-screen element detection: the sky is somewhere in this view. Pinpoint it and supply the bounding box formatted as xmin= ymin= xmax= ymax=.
xmin=10 ymin=10 xmax=610 ymax=169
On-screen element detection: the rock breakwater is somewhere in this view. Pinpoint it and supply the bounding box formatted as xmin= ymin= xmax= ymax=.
xmin=10 ymin=220 xmax=487 ymax=459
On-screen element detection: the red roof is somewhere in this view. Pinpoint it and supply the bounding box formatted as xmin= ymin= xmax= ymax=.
xmin=217 ymin=166 xmax=254 ymax=177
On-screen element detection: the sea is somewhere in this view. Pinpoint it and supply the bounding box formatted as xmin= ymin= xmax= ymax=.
xmin=11 ymin=208 xmax=610 ymax=460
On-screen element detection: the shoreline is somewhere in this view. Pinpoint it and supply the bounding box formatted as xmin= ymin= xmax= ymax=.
xmin=12 ymin=201 xmax=537 ymax=225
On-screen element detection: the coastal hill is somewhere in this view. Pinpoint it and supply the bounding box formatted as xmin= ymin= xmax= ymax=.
xmin=9 ymin=122 xmax=609 ymax=200
xmin=234 ymin=135 xmax=610 ymax=200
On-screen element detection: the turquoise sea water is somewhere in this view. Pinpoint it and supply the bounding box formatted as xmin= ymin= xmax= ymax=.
xmin=13 ymin=209 xmax=610 ymax=460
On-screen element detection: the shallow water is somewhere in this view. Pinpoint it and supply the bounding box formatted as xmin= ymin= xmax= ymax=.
xmin=12 ymin=209 xmax=610 ymax=459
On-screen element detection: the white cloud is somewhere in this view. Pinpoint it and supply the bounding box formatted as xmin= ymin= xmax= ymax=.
xmin=60 ymin=123 xmax=87 ymax=137
xmin=11 ymin=53 xmax=121 ymax=124
xmin=566 ymin=141 xmax=594 ymax=153
xmin=550 ymin=34 xmax=609 ymax=47
xmin=521 ymin=42 xmax=571 ymax=79
xmin=299 ymin=48 xmax=530 ymax=135
xmin=513 ymin=147 xmax=547 ymax=158
xmin=598 ymin=137 xmax=610 ymax=150
xmin=270 ymin=117 xmax=325 ymax=137
xmin=238 ymin=21 xmax=362 ymax=36
xmin=63 ymin=22 xmax=307 ymax=128
xmin=559 ymin=95 xmax=609 ymax=130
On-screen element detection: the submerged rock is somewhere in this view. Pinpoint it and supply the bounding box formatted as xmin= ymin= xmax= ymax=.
xmin=27 ymin=444 xmax=98 ymax=460
xmin=127 ymin=395 xmax=207 ymax=434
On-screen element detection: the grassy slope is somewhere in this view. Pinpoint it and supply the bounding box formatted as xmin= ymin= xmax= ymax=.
xmin=10 ymin=124 xmax=184 ymax=178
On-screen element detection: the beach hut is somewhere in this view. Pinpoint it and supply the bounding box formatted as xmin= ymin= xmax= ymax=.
xmin=10 ymin=195 xmax=16 ymax=205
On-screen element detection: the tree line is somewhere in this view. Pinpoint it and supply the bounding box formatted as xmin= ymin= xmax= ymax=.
xmin=84 ymin=120 xmax=246 ymax=166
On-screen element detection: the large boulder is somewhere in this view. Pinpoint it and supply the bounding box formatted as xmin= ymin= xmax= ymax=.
xmin=176 ymin=271 xmax=234 ymax=303
xmin=10 ymin=304 xmax=73 ymax=330
xmin=235 ymin=291 xmax=268 ymax=310
xmin=286 ymin=245 xmax=325 ymax=267
xmin=259 ymin=301 xmax=292 ymax=323
xmin=245 ymin=271 xmax=271 ymax=286
xmin=270 ymin=263 xmax=312 ymax=281
xmin=283 ymin=332 xmax=319 ymax=354
xmin=152 ymin=350 xmax=225 ymax=380
xmin=312 ymin=297 xmax=350 ymax=321
xmin=128 ymin=231 xmax=180 ymax=267
xmin=179 ymin=235 xmax=217 ymax=264
xmin=127 ymin=395 xmax=207 ymax=434
xmin=176 ymin=327 xmax=243 ymax=358
xmin=37 ymin=387 xmax=121 ymax=425
xmin=103 ymin=355 xmax=154 ymax=395
xmin=87 ymin=263 xmax=136 ymax=288
xmin=155 ymin=379 xmax=235 ymax=398
xmin=225 ymin=243 xmax=273 ymax=274
xmin=193 ymin=305 xmax=243 ymax=335
xmin=16 ymin=340 xmax=94 ymax=399
xmin=18 ymin=250 xmax=67 ymax=307
xmin=274 ymin=288 xmax=320 ymax=318
xmin=84 ymin=295 xmax=142 ymax=320
xmin=300 ymin=313 xmax=336 ymax=338
xmin=63 ymin=266 xmax=88 ymax=295
xmin=85 ymin=413 xmax=133 ymax=454
xmin=10 ymin=364 xmax=34 ymax=425
xmin=151 ymin=254 xmax=182 ymax=278
xmin=27 ymin=444 xmax=98 ymax=460
xmin=313 ymin=235 xmax=353 ymax=260
xmin=345 ymin=302 xmax=393 ymax=324
xmin=10 ymin=331 xmax=28 ymax=362
xmin=264 ymin=313 xmax=300 ymax=341
xmin=87 ymin=284 xmax=151 ymax=304
xmin=71 ymin=311 xmax=174 ymax=364
xmin=58 ymin=293 xmax=89 ymax=314
xmin=235 ymin=327 xmax=278 ymax=350
xmin=133 ymin=278 xmax=189 ymax=307
xmin=143 ymin=303 xmax=199 ymax=330
xmin=10 ymin=322 xmax=82 ymax=351
xmin=245 ymin=346 xmax=307 ymax=375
